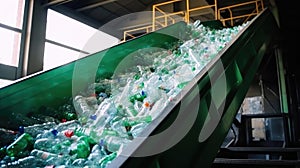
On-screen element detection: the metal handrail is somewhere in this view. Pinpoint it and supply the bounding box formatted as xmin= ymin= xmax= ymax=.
xmin=244 ymin=8 xmax=260 ymax=23
xmin=122 ymin=25 xmax=153 ymax=42
xmin=152 ymin=0 xmax=185 ymax=31
xmin=153 ymin=7 xmax=176 ymax=27
xmin=218 ymin=0 xmax=264 ymax=26
xmin=186 ymin=0 xmax=217 ymax=24
xmin=123 ymin=0 xmax=265 ymax=42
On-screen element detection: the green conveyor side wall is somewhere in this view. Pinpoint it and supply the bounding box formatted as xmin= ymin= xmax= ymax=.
xmin=0 ymin=8 xmax=279 ymax=167
xmin=110 ymin=8 xmax=279 ymax=168
xmin=0 ymin=22 xmax=188 ymax=130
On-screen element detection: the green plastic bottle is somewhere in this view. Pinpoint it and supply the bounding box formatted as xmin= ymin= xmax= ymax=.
xmin=76 ymin=140 xmax=90 ymax=159
xmin=129 ymin=92 xmax=147 ymax=103
xmin=6 ymin=133 xmax=33 ymax=157
xmin=73 ymin=136 xmax=95 ymax=159
xmin=122 ymin=115 xmax=152 ymax=127
xmin=99 ymin=152 xmax=117 ymax=168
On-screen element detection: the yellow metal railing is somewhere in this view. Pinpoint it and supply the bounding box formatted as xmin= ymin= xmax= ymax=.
xmin=123 ymin=0 xmax=218 ymax=41
xmin=152 ymin=0 xmax=186 ymax=31
xmin=152 ymin=0 xmax=218 ymax=29
xmin=217 ymin=0 xmax=264 ymax=26
xmin=122 ymin=0 xmax=265 ymax=42
xmin=121 ymin=25 xmax=153 ymax=42
xmin=186 ymin=0 xmax=217 ymax=24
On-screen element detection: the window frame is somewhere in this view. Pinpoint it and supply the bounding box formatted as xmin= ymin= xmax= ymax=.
xmin=0 ymin=0 xmax=29 ymax=80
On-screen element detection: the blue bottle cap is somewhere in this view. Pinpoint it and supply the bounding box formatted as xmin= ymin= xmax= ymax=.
xmin=90 ymin=114 xmax=97 ymax=120
xmin=18 ymin=126 xmax=24 ymax=134
xmin=51 ymin=129 xmax=58 ymax=136
xmin=99 ymin=92 xmax=108 ymax=98
xmin=141 ymin=91 xmax=146 ymax=96
xmin=99 ymin=139 xmax=105 ymax=146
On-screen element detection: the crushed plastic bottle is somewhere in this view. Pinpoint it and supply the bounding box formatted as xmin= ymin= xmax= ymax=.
xmin=3 ymin=156 xmax=37 ymax=168
xmin=24 ymin=122 xmax=57 ymax=138
xmin=30 ymin=149 xmax=66 ymax=166
xmin=87 ymin=144 xmax=106 ymax=163
xmin=73 ymin=95 xmax=98 ymax=124
xmin=55 ymin=120 xmax=81 ymax=132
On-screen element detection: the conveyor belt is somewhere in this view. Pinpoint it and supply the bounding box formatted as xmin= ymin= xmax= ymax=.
xmin=0 ymin=8 xmax=279 ymax=167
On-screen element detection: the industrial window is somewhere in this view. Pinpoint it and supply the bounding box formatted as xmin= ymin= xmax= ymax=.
xmin=0 ymin=0 xmax=25 ymax=67
xmin=44 ymin=9 xmax=119 ymax=70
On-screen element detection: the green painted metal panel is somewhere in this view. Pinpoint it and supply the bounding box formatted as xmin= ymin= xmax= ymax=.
xmin=0 ymin=22 xmax=187 ymax=130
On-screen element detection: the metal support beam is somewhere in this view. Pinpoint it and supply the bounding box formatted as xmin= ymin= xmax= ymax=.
xmin=222 ymin=147 xmax=300 ymax=153
xmin=214 ymin=158 xmax=300 ymax=166
xmin=43 ymin=0 xmax=72 ymax=7
xmin=51 ymin=5 xmax=103 ymax=29
xmin=275 ymin=48 xmax=289 ymax=114
xmin=275 ymin=47 xmax=292 ymax=144
xmin=25 ymin=0 xmax=48 ymax=75
xmin=76 ymin=0 xmax=117 ymax=12
xmin=17 ymin=0 xmax=33 ymax=78
xmin=45 ymin=39 xmax=90 ymax=55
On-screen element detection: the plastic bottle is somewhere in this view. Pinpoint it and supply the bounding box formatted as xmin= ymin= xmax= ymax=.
xmin=173 ymin=63 xmax=196 ymax=86
xmin=31 ymin=149 xmax=59 ymax=159
xmin=98 ymin=92 xmax=108 ymax=104
xmin=98 ymin=152 xmax=117 ymax=168
xmin=36 ymin=128 xmax=59 ymax=139
xmin=158 ymin=74 xmax=175 ymax=93
xmin=142 ymin=83 xmax=161 ymax=103
xmin=137 ymin=101 xmax=150 ymax=116
xmin=148 ymin=97 xmax=167 ymax=120
xmin=125 ymin=105 xmax=139 ymax=117
xmin=4 ymin=156 xmax=37 ymax=168
xmin=69 ymin=136 xmax=93 ymax=159
xmin=87 ymin=144 xmax=106 ymax=162
xmin=34 ymin=138 xmax=62 ymax=154
xmin=129 ymin=122 xmax=150 ymax=138
xmin=30 ymin=149 xmax=66 ymax=166
xmin=72 ymin=158 xmax=87 ymax=167
xmin=114 ymin=79 xmax=134 ymax=108
xmin=122 ymin=115 xmax=152 ymax=127
xmin=129 ymin=92 xmax=147 ymax=104
xmin=110 ymin=120 xmax=129 ymax=138
xmin=6 ymin=133 xmax=33 ymax=157
xmin=55 ymin=120 xmax=81 ymax=132
xmin=76 ymin=142 xmax=90 ymax=159
xmin=88 ymin=99 xmax=118 ymax=130
xmin=193 ymin=20 xmax=201 ymax=28
xmin=74 ymin=127 xmax=102 ymax=145
xmin=24 ymin=122 xmax=57 ymax=138
xmin=136 ymin=84 xmax=163 ymax=116
xmin=73 ymin=95 xmax=96 ymax=124
xmin=100 ymin=128 xmax=119 ymax=138
xmin=105 ymin=136 xmax=131 ymax=153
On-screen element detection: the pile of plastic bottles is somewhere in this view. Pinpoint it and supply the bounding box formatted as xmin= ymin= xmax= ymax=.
xmin=0 ymin=20 xmax=249 ymax=167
